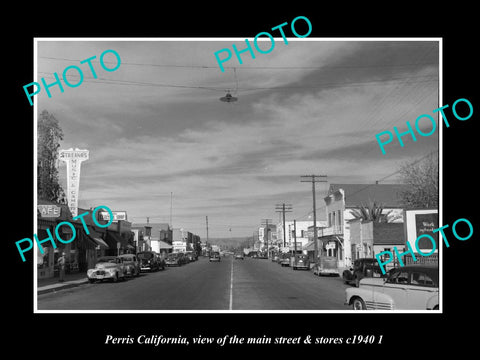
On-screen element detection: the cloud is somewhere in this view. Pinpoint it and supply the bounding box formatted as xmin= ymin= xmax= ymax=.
xmin=44 ymin=39 xmax=440 ymax=237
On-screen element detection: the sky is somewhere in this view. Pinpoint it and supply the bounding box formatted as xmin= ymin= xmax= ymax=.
xmin=35 ymin=39 xmax=440 ymax=238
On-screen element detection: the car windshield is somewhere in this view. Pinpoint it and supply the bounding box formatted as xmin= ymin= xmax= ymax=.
xmin=167 ymin=254 xmax=178 ymax=259
xmin=97 ymin=257 xmax=116 ymax=263
xmin=137 ymin=253 xmax=153 ymax=259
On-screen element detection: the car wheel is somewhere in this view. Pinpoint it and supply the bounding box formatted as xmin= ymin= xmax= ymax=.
xmin=352 ymin=297 xmax=366 ymax=310
xmin=88 ymin=279 xmax=95 ymax=283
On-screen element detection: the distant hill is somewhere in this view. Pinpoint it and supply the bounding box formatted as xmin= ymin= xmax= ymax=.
xmin=205 ymin=236 xmax=254 ymax=250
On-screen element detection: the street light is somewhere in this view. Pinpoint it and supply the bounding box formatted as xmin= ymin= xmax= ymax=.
xmin=220 ymin=92 xmax=238 ymax=102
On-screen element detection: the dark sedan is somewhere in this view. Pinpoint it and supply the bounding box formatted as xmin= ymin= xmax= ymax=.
xmin=342 ymin=258 xmax=384 ymax=287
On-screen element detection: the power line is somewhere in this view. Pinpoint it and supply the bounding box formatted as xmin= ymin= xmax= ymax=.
xmin=37 ymin=71 xmax=437 ymax=94
xmin=38 ymin=56 xmax=437 ymax=71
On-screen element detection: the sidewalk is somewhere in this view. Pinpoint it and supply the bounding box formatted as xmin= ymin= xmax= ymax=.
xmin=37 ymin=272 xmax=89 ymax=295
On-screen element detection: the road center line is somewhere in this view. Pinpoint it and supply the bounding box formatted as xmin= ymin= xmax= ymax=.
xmin=229 ymin=257 xmax=234 ymax=310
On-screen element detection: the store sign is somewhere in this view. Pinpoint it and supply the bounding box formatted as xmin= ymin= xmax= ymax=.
xmin=59 ymin=148 xmax=89 ymax=217
xmin=415 ymin=213 xmax=438 ymax=250
xmin=98 ymin=211 xmax=127 ymax=222
xmin=404 ymin=209 xmax=439 ymax=251
xmin=37 ymin=204 xmax=61 ymax=218
xmin=326 ymin=242 xmax=336 ymax=250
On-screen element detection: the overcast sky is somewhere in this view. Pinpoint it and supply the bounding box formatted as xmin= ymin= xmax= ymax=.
xmin=35 ymin=39 xmax=439 ymax=238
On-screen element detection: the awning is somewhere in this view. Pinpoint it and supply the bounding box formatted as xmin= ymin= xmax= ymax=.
xmin=303 ymin=241 xmax=315 ymax=251
xmin=157 ymin=240 xmax=173 ymax=249
xmin=105 ymin=231 xmax=128 ymax=249
xmin=88 ymin=229 xmax=109 ymax=248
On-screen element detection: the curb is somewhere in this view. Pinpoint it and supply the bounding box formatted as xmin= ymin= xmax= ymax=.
xmin=37 ymin=279 xmax=89 ymax=295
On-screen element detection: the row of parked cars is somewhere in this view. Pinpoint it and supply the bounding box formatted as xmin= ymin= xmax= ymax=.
xmin=271 ymin=252 xmax=312 ymax=270
xmin=86 ymin=250 xmax=199 ymax=283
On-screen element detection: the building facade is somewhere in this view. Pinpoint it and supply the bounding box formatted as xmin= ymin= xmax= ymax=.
xmin=321 ymin=183 xmax=409 ymax=269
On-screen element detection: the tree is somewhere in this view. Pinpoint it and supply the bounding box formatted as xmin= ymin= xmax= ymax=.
xmin=38 ymin=110 xmax=65 ymax=202
xmin=349 ymin=201 xmax=393 ymax=223
xmin=398 ymin=152 xmax=439 ymax=209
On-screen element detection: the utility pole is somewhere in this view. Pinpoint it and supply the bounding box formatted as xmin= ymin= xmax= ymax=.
xmin=170 ymin=192 xmax=173 ymax=229
xmin=261 ymin=219 xmax=272 ymax=258
xmin=205 ymin=216 xmax=209 ymax=244
xmin=300 ymin=175 xmax=327 ymax=262
xmin=293 ymin=219 xmax=297 ymax=267
xmin=275 ymin=203 xmax=292 ymax=248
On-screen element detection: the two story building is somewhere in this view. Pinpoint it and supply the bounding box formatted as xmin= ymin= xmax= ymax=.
xmin=320 ymin=183 xmax=409 ymax=270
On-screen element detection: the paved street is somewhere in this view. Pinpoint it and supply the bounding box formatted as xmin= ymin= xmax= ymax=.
xmin=37 ymin=256 xmax=350 ymax=311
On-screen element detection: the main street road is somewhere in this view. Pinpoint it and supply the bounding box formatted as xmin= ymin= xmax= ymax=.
xmin=37 ymin=256 xmax=351 ymax=310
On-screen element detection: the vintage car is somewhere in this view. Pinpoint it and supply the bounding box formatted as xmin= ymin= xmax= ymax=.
xmin=279 ymin=253 xmax=291 ymax=267
xmin=185 ymin=251 xmax=198 ymax=262
xmin=165 ymin=252 xmax=185 ymax=266
xmin=87 ymin=256 xmax=127 ymax=283
xmin=291 ymin=254 xmax=310 ymax=270
xmin=234 ymin=252 xmax=245 ymax=260
xmin=209 ymin=251 xmax=221 ymax=262
xmin=313 ymin=256 xmax=340 ymax=276
xmin=137 ymin=251 xmax=165 ymax=272
xmin=118 ymin=254 xmax=141 ymax=277
xmin=345 ymin=265 xmax=439 ymax=310
xmin=342 ymin=258 xmax=384 ymax=286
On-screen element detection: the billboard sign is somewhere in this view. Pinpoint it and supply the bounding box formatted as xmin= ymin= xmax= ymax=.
xmin=404 ymin=209 xmax=439 ymax=252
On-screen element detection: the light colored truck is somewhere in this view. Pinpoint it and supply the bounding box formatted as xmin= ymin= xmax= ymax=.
xmin=313 ymin=256 xmax=339 ymax=276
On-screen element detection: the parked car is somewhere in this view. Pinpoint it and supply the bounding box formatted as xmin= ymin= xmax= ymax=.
xmin=165 ymin=252 xmax=185 ymax=266
xmin=209 ymin=251 xmax=221 ymax=262
xmin=280 ymin=253 xmax=291 ymax=267
xmin=234 ymin=252 xmax=244 ymax=260
xmin=118 ymin=254 xmax=141 ymax=277
xmin=313 ymin=256 xmax=340 ymax=276
xmin=137 ymin=251 xmax=164 ymax=272
xmin=257 ymin=252 xmax=268 ymax=259
xmin=291 ymin=254 xmax=310 ymax=270
xmin=185 ymin=251 xmax=198 ymax=262
xmin=342 ymin=258 xmax=384 ymax=286
xmin=345 ymin=265 xmax=439 ymax=310
xmin=87 ymin=256 xmax=127 ymax=283
xmin=179 ymin=252 xmax=189 ymax=264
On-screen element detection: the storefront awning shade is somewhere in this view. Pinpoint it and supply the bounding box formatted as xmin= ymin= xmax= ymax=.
xmin=105 ymin=231 xmax=128 ymax=248
xmin=158 ymin=240 xmax=173 ymax=249
xmin=88 ymin=229 xmax=109 ymax=248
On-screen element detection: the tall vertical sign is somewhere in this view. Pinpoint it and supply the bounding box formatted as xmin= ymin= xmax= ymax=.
xmin=59 ymin=148 xmax=89 ymax=217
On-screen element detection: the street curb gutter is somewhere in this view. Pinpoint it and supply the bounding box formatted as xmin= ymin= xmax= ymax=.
xmin=37 ymin=279 xmax=89 ymax=295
